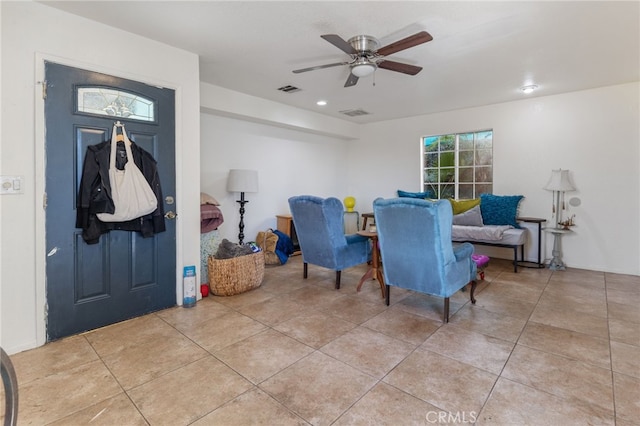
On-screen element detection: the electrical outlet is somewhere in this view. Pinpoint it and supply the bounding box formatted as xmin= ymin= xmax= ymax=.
xmin=0 ymin=176 xmax=24 ymax=194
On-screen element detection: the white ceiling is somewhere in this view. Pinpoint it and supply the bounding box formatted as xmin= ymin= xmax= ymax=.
xmin=42 ymin=1 xmax=639 ymax=124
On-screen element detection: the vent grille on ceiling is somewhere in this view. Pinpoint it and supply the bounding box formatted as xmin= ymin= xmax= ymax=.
xmin=339 ymin=108 xmax=371 ymax=117
xmin=277 ymin=85 xmax=301 ymax=93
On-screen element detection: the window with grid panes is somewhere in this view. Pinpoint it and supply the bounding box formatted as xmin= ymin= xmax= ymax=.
xmin=422 ymin=130 xmax=493 ymax=199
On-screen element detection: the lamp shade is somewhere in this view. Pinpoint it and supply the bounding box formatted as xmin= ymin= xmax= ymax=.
xmin=227 ymin=169 xmax=258 ymax=193
xmin=543 ymin=169 xmax=575 ymax=192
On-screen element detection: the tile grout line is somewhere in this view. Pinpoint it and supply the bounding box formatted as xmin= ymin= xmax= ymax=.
xmin=472 ymin=266 xmax=553 ymax=422
xmin=604 ymin=272 xmax=618 ymax=422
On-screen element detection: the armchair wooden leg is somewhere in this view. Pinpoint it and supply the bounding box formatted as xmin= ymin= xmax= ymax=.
xmin=303 ymin=262 xmax=308 ymax=279
xmin=335 ymin=271 xmax=341 ymax=289
xmin=385 ymin=285 xmax=390 ymax=306
xmin=444 ymin=297 xmax=450 ymax=323
xmin=470 ymin=280 xmax=477 ymax=304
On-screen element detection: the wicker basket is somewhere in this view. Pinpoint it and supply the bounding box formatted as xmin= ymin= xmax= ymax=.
xmin=207 ymin=251 xmax=265 ymax=296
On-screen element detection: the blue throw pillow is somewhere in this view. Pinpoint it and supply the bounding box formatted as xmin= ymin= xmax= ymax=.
xmin=397 ymin=189 xmax=435 ymax=199
xmin=479 ymin=194 xmax=524 ymax=227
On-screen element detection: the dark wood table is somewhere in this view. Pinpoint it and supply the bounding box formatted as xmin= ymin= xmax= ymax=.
xmin=356 ymin=230 xmax=385 ymax=299
xmin=361 ymin=213 xmax=374 ymax=230
xmin=517 ymin=217 xmax=547 ymax=268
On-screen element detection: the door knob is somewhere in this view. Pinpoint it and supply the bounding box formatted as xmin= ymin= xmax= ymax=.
xmin=165 ymin=211 xmax=177 ymax=220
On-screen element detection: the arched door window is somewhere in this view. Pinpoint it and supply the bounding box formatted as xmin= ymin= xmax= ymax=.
xmin=76 ymin=86 xmax=156 ymax=123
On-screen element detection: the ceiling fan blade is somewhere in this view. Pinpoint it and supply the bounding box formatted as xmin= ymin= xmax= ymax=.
xmin=321 ymin=34 xmax=357 ymax=55
xmin=344 ymin=73 xmax=359 ymax=87
xmin=377 ymin=60 xmax=423 ymax=75
xmin=377 ymin=31 xmax=433 ymax=56
xmin=292 ymin=62 xmax=349 ymax=73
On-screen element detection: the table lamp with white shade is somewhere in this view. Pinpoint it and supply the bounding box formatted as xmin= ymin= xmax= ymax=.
xmin=543 ymin=169 xmax=576 ymax=229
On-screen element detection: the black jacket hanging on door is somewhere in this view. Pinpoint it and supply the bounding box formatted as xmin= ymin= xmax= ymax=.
xmin=76 ymin=140 xmax=166 ymax=244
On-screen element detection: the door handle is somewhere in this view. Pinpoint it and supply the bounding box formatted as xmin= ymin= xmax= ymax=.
xmin=165 ymin=211 xmax=177 ymax=220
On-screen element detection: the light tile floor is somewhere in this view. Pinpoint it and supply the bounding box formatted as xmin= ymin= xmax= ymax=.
xmin=3 ymin=256 xmax=639 ymax=425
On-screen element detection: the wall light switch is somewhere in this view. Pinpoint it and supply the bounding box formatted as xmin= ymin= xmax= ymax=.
xmin=0 ymin=176 xmax=24 ymax=194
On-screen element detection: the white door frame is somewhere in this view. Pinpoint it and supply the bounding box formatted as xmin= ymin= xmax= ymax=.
xmin=34 ymin=53 xmax=184 ymax=347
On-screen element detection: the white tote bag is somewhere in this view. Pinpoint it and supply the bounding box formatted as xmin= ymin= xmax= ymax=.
xmin=97 ymin=123 xmax=158 ymax=222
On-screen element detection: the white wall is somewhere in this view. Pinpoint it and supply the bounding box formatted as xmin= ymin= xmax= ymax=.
xmin=1 ymin=2 xmax=201 ymax=354
xmin=199 ymin=81 xmax=359 ymax=243
xmin=200 ymin=113 xmax=350 ymax=244
xmin=200 ymin=81 xmax=639 ymax=275
xmin=200 ymin=83 xmax=360 ymax=141
xmin=347 ymin=83 xmax=640 ymax=275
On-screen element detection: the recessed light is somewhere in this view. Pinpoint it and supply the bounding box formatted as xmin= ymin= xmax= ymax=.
xmin=521 ymin=84 xmax=539 ymax=94
xmin=316 ymin=100 xmax=327 ymax=106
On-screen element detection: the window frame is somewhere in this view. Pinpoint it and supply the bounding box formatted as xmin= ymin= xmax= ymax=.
xmin=421 ymin=129 xmax=493 ymax=199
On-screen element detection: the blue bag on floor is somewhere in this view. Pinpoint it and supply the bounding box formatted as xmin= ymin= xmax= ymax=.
xmin=273 ymin=229 xmax=294 ymax=264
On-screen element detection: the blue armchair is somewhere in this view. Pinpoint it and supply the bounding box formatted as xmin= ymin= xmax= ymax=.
xmin=288 ymin=195 xmax=371 ymax=289
xmin=373 ymin=198 xmax=477 ymax=322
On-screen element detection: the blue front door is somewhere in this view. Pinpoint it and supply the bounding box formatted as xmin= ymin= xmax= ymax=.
xmin=44 ymin=62 xmax=177 ymax=341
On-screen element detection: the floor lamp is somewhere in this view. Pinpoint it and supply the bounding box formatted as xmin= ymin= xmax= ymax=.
xmin=227 ymin=169 xmax=259 ymax=244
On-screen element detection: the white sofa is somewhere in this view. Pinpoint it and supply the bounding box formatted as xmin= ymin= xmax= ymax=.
xmin=452 ymin=224 xmax=527 ymax=272
xmin=447 ymin=194 xmax=529 ymax=272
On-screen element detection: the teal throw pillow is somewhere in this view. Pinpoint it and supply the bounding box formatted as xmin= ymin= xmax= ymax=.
xmin=397 ymin=189 xmax=435 ymax=199
xmin=479 ymin=194 xmax=524 ymax=227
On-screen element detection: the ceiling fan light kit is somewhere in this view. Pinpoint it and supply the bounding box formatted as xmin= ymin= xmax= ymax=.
xmin=351 ymin=62 xmax=377 ymax=78
xmin=292 ymin=30 xmax=433 ymax=87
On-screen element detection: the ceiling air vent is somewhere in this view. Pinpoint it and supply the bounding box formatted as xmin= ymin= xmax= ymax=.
xmin=277 ymin=85 xmax=301 ymax=93
xmin=339 ymin=108 xmax=371 ymax=117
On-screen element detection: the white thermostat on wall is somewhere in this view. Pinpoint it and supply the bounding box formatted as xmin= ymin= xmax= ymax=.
xmin=0 ymin=176 xmax=24 ymax=194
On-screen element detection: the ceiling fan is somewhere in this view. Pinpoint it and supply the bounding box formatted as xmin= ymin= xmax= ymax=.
xmin=292 ymin=31 xmax=433 ymax=87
